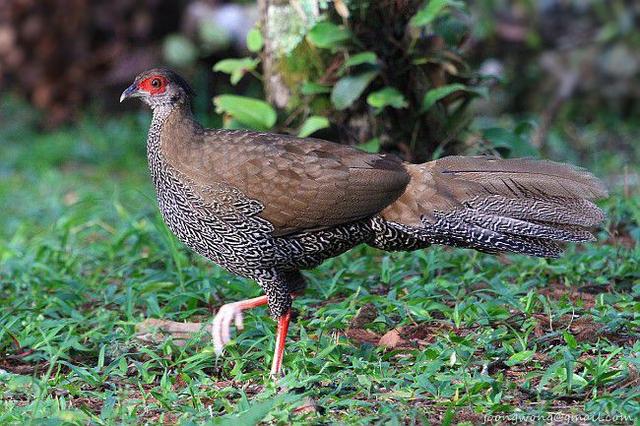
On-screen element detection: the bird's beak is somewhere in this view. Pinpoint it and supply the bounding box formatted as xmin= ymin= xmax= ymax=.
xmin=119 ymin=84 xmax=139 ymax=103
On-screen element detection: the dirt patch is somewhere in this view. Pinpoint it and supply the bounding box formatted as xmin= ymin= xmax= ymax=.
xmin=538 ymin=281 xmax=602 ymax=309
xmin=0 ymin=358 xmax=50 ymax=375
xmin=349 ymin=303 xmax=378 ymax=329
xmin=345 ymin=321 xmax=454 ymax=350
xmin=344 ymin=328 xmax=380 ymax=345
xmin=533 ymin=314 xmax=636 ymax=345
xmin=67 ymin=396 xmax=104 ymax=415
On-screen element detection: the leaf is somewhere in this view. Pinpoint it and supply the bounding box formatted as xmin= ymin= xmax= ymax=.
xmin=307 ymin=21 xmax=351 ymax=49
xmin=212 ymin=397 xmax=279 ymax=426
xmin=298 ymin=116 xmax=330 ymax=137
xmin=213 ymin=58 xmax=259 ymax=85
xmin=199 ymin=21 xmax=232 ymax=52
xmin=367 ymin=87 xmax=408 ymax=109
xmin=562 ymin=348 xmax=575 ymax=392
xmin=482 ymin=127 xmax=538 ymax=157
xmin=138 ymin=281 xmax=176 ymax=295
xmin=482 ymin=127 xmax=519 ymax=149
xmin=563 ymin=331 xmax=578 ymax=350
xmin=538 ymin=359 xmax=564 ymax=392
xmin=213 ymin=95 xmax=276 ymax=130
xmin=331 ymin=71 xmax=378 ymax=110
xmin=505 ymin=350 xmax=535 ymax=366
xmin=441 ymin=407 xmax=456 ymax=426
xmin=356 ymin=138 xmax=381 ymax=153
xmin=246 ymin=28 xmax=263 ymax=52
xmin=301 ymin=82 xmax=332 ymax=95
xmin=379 ymin=329 xmax=403 ymax=348
xmin=344 ymin=51 xmax=378 ymax=68
xmin=411 ymin=0 xmax=462 ymax=27
xmin=421 ymin=83 xmax=467 ymax=112
xmin=163 ymin=35 xmax=197 ymax=67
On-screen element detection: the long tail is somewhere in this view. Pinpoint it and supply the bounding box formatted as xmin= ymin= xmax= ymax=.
xmin=380 ymin=156 xmax=608 ymax=258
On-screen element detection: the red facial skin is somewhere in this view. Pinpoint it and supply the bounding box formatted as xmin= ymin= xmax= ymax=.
xmin=138 ymin=75 xmax=168 ymax=96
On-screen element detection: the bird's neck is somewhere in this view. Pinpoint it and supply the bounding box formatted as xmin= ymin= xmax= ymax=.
xmin=147 ymin=102 xmax=182 ymax=178
xmin=148 ymin=104 xmax=175 ymax=150
xmin=148 ymin=100 xmax=194 ymax=150
xmin=146 ymin=101 xmax=200 ymax=186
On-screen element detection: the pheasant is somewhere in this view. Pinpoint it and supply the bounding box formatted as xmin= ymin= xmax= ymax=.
xmin=121 ymin=68 xmax=607 ymax=378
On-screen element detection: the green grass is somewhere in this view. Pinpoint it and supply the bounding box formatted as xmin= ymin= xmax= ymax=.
xmin=1 ymin=102 xmax=639 ymax=425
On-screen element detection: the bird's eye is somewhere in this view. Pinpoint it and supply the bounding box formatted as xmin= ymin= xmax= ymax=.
xmin=151 ymin=78 xmax=161 ymax=88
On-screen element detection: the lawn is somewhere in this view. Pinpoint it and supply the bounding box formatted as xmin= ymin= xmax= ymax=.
xmin=1 ymin=100 xmax=639 ymax=425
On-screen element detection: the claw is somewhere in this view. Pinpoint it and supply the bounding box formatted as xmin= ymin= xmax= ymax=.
xmin=211 ymin=295 xmax=269 ymax=355
xmin=212 ymin=303 xmax=243 ymax=354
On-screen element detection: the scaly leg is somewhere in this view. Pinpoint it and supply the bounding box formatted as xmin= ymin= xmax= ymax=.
xmin=151 ymin=272 xmax=304 ymax=378
xmin=212 ymin=294 xmax=296 ymax=378
xmin=270 ymin=309 xmax=292 ymax=378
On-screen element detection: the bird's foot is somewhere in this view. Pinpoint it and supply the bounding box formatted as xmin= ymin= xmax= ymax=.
xmin=211 ymin=295 xmax=269 ymax=354
xmin=211 ymin=302 xmax=245 ymax=353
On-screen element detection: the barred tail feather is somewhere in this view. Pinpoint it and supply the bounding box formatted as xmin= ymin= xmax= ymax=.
xmin=381 ymin=156 xmax=608 ymax=258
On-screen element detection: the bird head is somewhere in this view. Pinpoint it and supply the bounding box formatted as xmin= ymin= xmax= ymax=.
xmin=120 ymin=68 xmax=195 ymax=109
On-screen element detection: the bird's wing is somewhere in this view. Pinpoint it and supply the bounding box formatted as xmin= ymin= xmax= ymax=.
xmin=167 ymin=129 xmax=410 ymax=236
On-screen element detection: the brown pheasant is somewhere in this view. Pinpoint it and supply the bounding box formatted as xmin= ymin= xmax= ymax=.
xmin=121 ymin=68 xmax=607 ymax=378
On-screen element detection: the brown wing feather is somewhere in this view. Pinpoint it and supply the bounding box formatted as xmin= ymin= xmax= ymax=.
xmin=163 ymin=128 xmax=410 ymax=236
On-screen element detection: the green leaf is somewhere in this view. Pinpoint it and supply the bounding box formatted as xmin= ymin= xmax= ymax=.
xmin=441 ymin=407 xmax=456 ymax=426
xmin=246 ymin=28 xmax=263 ymax=52
xmin=482 ymin=127 xmax=519 ymax=149
xmin=356 ymin=138 xmax=381 ymax=153
xmin=563 ymin=331 xmax=578 ymax=350
xmin=307 ymin=21 xmax=351 ymax=49
xmin=505 ymin=350 xmax=535 ymax=366
xmin=344 ymin=51 xmax=378 ymax=68
xmin=411 ymin=0 xmax=462 ymax=27
xmin=538 ymin=359 xmax=564 ymax=391
xmin=421 ymin=83 xmax=466 ymax=112
xmin=298 ymin=116 xmax=330 ymax=137
xmin=212 ymin=397 xmax=280 ymax=426
xmin=482 ymin=127 xmax=538 ymax=157
xmin=301 ymin=82 xmax=332 ymax=95
xmin=138 ymin=281 xmax=176 ymax=295
xmin=331 ymin=71 xmax=378 ymax=110
xmin=562 ymin=348 xmax=575 ymax=392
xmin=213 ymin=58 xmax=259 ymax=85
xmin=163 ymin=35 xmax=197 ymax=67
xmin=367 ymin=87 xmax=408 ymax=109
xmin=213 ymin=95 xmax=277 ymax=130
xmin=199 ymin=21 xmax=232 ymax=52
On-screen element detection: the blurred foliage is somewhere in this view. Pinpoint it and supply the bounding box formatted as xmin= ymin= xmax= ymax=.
xmin=464 ymin=0 xmax=640 ymax=165
xmin=0 ymin=0 xmax=638 ymax=168
xmin=213 ymin=0 xmax=485 ymax=162
xmin=0 ymin=0 xmax=186 ymax=127
xmin=207 ymin=0 xmax=640 ymax=165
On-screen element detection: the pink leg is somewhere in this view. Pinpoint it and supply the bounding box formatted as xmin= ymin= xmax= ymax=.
xmin=270 ymin=309 xmax=292 ymax=379
xmin=212 ymin=294 xmax=297 ymax=379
